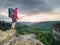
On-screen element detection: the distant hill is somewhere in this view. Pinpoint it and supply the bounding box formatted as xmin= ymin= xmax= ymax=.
xmin=1 ymin=21 xmax=60 ymax=31
xmin=15 ymin=21 xmax=60 ymax=31
xmin=30 ymin=21 xmax=60 ymax=30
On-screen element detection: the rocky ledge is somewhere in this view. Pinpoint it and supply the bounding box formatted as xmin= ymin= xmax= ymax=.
xmin=0 ymin=30 xmax=44 ymax=45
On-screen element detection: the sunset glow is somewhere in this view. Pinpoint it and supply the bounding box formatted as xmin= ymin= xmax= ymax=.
xmin=17 ymin=13 xmax=60 ymax=22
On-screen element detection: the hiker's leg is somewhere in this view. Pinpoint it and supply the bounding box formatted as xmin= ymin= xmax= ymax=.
xmin=11 ymin=22 xmax=16 ymax=29
xmin=11 ymin=19 xmax=16 ymax=29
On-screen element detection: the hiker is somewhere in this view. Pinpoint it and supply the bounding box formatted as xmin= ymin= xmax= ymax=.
xmin=8 ymin=8 xmax=18 ymax=29
xmin=11 ymin=8 xmax=18 ymax=29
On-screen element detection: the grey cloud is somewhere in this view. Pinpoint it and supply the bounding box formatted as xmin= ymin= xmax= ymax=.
xmin=8 ymin=0 xmax=51 ymax=13
xmin=0 ymin=0 xmax=7 ymax=8
xmin=0 ymin=0 xmax=60 ymax=14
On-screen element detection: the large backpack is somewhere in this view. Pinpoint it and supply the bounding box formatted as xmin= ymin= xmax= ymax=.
xmin=8 ymin=8 xmax=14 ymax=18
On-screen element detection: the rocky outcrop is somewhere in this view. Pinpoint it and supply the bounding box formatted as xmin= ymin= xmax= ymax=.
xmin=0 ymin=30 xmax=44 ymax=45
xmin=50 ymin=23 xmax=60 ymax=41
xmin=0 ymin=30 xmax=16 ymax=42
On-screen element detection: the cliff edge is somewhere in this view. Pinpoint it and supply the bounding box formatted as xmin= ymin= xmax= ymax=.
xmin=0 ymin=30 xmax=44 ymax=45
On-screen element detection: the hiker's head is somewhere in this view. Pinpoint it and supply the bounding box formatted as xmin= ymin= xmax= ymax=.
xmin=15 ymin=8 xmax=18 ymax=10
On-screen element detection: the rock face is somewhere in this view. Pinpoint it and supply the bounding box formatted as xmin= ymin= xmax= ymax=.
xmin=0 ymin=30 xmax=44 ymax=45
xmin=0 ymin=29 xmax=16 ymax=45
xmin=50 ymin=23 xmax=60 ymax=41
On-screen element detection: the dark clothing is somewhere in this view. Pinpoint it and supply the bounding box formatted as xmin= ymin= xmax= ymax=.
xmin=12 ymin=18 xmax=17 ymax=23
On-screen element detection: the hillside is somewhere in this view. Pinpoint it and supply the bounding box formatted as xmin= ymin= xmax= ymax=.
xmin=15 ymin=21 xmax=60 ymax=31
xmin=0 ymin=20 xmax=60 ymax=31
xmin=31 ymin=21 xmax=60 ymax=30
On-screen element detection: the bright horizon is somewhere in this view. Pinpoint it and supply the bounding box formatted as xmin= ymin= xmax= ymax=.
xmin=0 ymin=12 xmax=60 ymax=22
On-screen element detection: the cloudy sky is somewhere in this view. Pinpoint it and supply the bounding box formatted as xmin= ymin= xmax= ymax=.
xmin=0 ymin=0 xmax=60 ymax=22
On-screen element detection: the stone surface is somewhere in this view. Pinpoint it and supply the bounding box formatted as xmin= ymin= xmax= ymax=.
xmin=0 ymin=30 xmax=44 ymax=45
xmin=0 ymin=30 xmax=16 ymax=42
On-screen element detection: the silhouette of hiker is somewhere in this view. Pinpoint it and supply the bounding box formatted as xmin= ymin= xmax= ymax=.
xmin=8 ymin=8 xmax=18 ymax=30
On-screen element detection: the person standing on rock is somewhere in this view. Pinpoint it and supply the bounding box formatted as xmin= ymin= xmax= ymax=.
xmin=11 ymin=8 xmax=19 ymax=29
xmin=8 ymin=8 xmax=19 ymax=30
